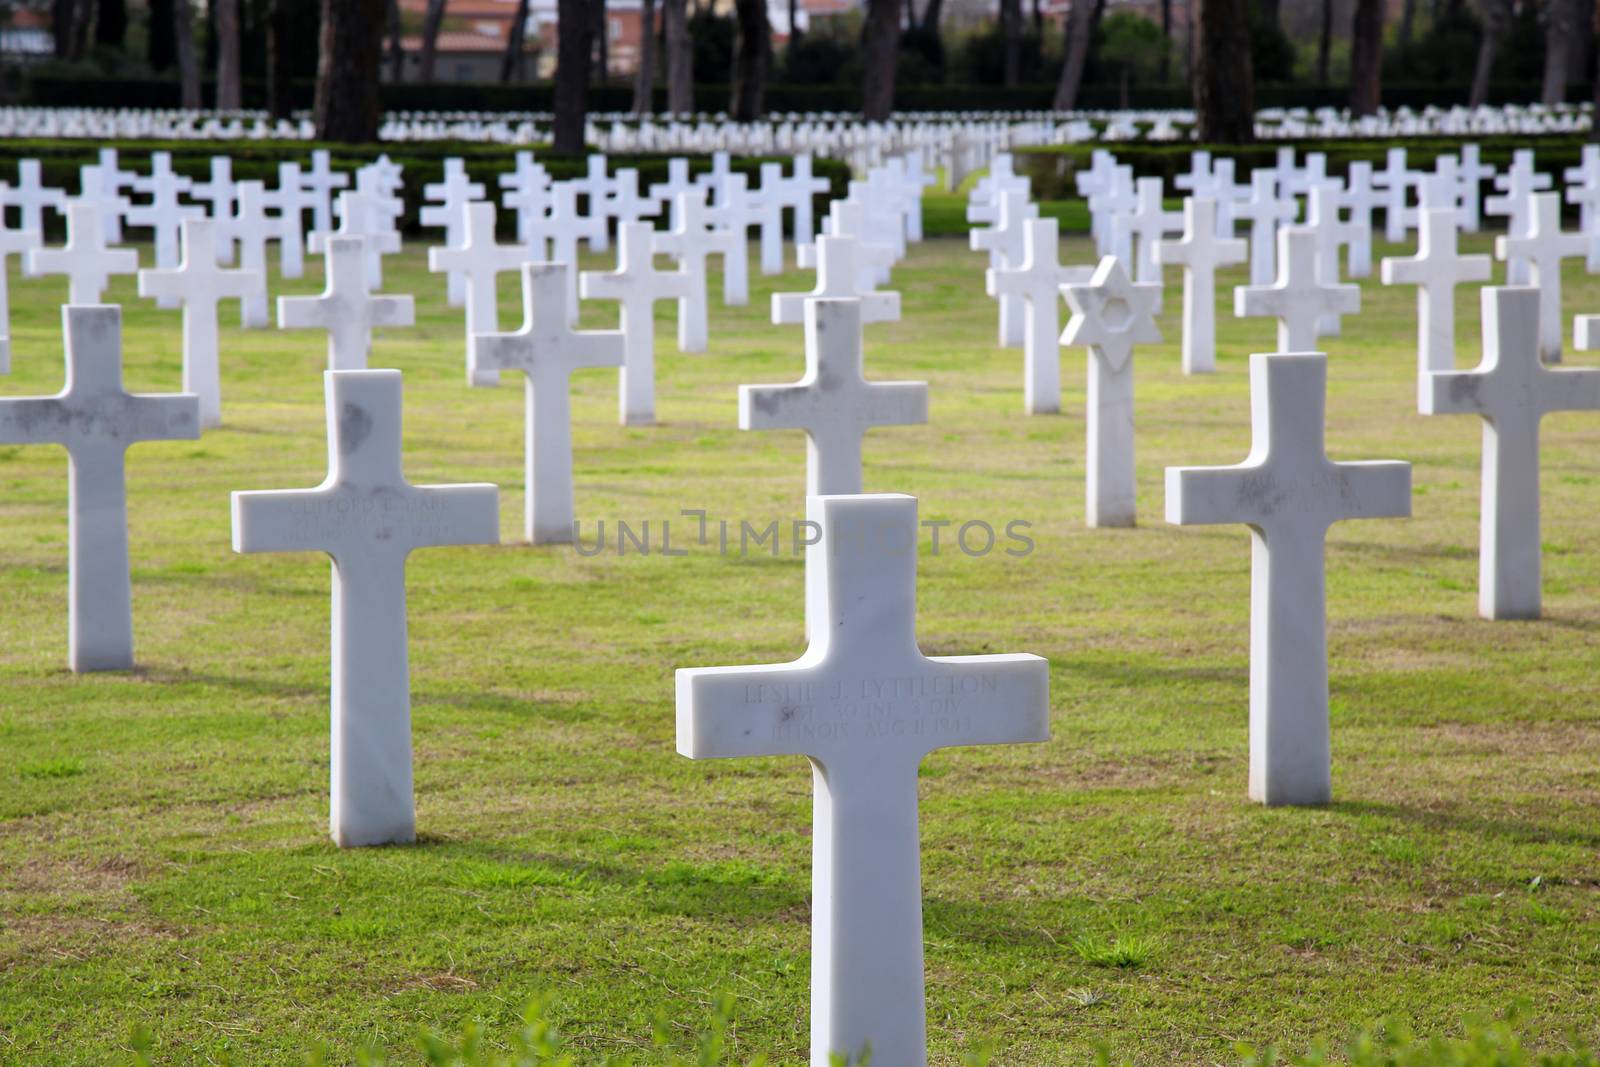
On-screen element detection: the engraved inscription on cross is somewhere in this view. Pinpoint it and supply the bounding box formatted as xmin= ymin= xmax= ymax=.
xmin=279 ymin=236 xmax=415 ymax=370
xmin=231 ymin=369 xmax=499 ymax=848
xmin=1165 ymin=353 xmax=1411 ymax=806
xmin=0 ymin=306 xmax=199 ymax=671
xmin=1422 ymin=287 xmax=1600 ymax=620
xmin=739 ymin=298 xmax=929 ymax=496
xmin=676 ymin=492 xmax=1049 ymax=1067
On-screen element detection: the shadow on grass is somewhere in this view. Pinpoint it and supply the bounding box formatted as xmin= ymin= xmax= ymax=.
xmin=1331 ymin=799 xmax=1600 ymax=850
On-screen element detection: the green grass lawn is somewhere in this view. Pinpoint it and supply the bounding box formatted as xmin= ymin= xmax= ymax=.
xmin=2 ymin=228 xmax=1599 ymax=1065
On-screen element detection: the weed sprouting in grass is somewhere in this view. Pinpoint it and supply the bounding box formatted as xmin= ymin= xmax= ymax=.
xmin=17 ymin=755 xmax=86 ymax=779
xmin=1071 ymin=932 xmax=1161 ymax=969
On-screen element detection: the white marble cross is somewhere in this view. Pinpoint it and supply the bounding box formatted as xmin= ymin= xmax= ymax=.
xmin=1495 ymin=191 xmax=1586 ymax=362
xmin=653 ymin=188 xmax=737 ymax=346
xmin=0 ymin=306 xmax=199 ymax=671
xmin=782 ymin=154 xmax=831 ymax=248
xmin=647 ymin=157 xmax=697 ymax=230
xmin=1457 ymin=144 xmax=1495 ymax=233
xmin=29 ymin=201 xmax=139 ymax=304
xmin=1233 ymin=169 xmax=1298 ymax=286
xmin=676 ymin=490 xmax=1048 ymax=1067
xmin=420 ymin=158 xmax=487 ymax=307
xmin=1165 ymin=352 xmax=1411 ymax=805
xmin=309 ymin=190 xmax=402 ymax=291
xmin=573 ymin=154 xmax=617 ymax=252
xmin=1115 ymin=176 xmax=1183 ymax=285
xmin=1422 ymin=286 xmax=1600 ymax=619
xmin=231 ymin=368 xmax=498 ymax=847
xmin=302 ymin=149 xmax=351 ymax=237
xmin=970 ymin=189 xmax=1038 ymax=348
xmin=1087 ymin=165 xmax=1135 ymax=257
xmin=704 ymin=172 xmax=753 ymax=304
xmin=739 ymin=298 xmax=928 ymax=495
xmin=265 ymin=162 xmax=314 ymax=280
xmin=0 ymin=201 xmax=41 ymax=368
xmin=1379 ymin=206 xmax=1490 ymax=385
xmin=279 ymin=236 xmax=414 ymax=370
xmin=807 ymin=199 xmax=896 ymax=288
xmin=529 ymin=182 xmax=604 ymax=321
xmin=1062 ymin=256 xmax=1162 ymax=527
xmin=124 ymin=151 xmax=200 ymax=288
xmin=1341 ymin=160 xmax=1381 ymax=279
xmin=138 ymin=218 xmax=265 ymax=427
xmin=1375 ymin=147 xmax=1418 ymax=243
xmin=752 ymin=162 xmax=790 ymax=274
xmin=1235 ymin=227 xmax=1358 ymax=352
xmin=1154 ymin=198 xmax=1247 ymax=375
xmin=580 ymin=221 xmax=694 ymax=426
xmin=223 ymin=180 xmax=275 ymax=328
xmin=92 ymin=149 xmax=137 ymax=244
xmin=428 ymin=200 xmax=528 ymax=388
xmin=774 ymin=234 xmax=901 ymax=327
xmin=988 ymin=217 xmax=1093 ymax=411
xmin=190 ymin=156 xmax=236 ymax=262
xmin=1486 ymin=153 xmax=1552 ymax=284
xmin=1305 ymin=184 xmax=1367 ymax=336
xmin=1563 ymin=170 xmax=1600 ymax=271
xmin=500 ymin=151 xmax=552 ymax=244
xmin=6 ymin=159 xmax=67 ymax=235
xmin=471 ymin=263 xmax=624 ymax=544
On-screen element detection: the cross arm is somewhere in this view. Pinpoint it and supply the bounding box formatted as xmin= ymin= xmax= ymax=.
xmin=676 ymin=661 xmax=819 ymax=760
xmin=232 ymin=487 xmax=335 ymax=555
xmin=1165 ymin=463 xmax=1268 ymax=527
xmin=919 ymin=653 xmax=1050 ymax=750
xmin=470 ymin=333 xmax=530 ymax=374
xmin=1332 ymin=461 xmax=1411 ymax=521
xmin=738 ymin=383 xmax=816 ymax=430
xmin=367 ymin=295 xmax=415 ymax=329
xmin=277 ymin=293 xmax=332 ymax=329
xmin=406 ymin=483 xmax=501 ymax=550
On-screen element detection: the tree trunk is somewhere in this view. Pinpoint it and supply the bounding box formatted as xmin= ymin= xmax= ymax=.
xmin=1543 ymin=0 xmax=1579 ymax=103
xmin=731 ymin=0 xmax=770 ymax=118
xmin=51 ymin=0 xmax=72 ymax=59
xmin=1159 ymin=0 xmax=1171 ymax=82
xmin=418 ymin=0 xmax=448 ymax=81
xmin=1052 ymin=0 xmax=1093 ymax=109
xmin=148 ymin=0 xmax=176 ymax=69
xmin=1317 ymin=0 xmax=1333 ymax=82
xmin=68 ymin=0 xmax=93 ymax=59
xmin=554 ymin=0 xmax=594 ymax=153
xmin=1031 ymin=0 xmax=1042 ymax=36
xmin=95 ymin=0 xmax=127 ymax=48
xmin=1259 ymin=0 xmax=1280 ymax=26
xmin=314 ymin=0 xmax=385 ymax=142
xmin=1194 ymin=0 xmax=1254 ymax=142
xmin=387 ymin=0 xmax=406 ymax=82
xmin=266 ymin=0 xmax=295 ymax=118
xmin=1349 ymin=0 xmax=1383 ymax=115
xmin=1469 ymin=1 xmax=1501 ymax=106
xmin=174 ymin=0 xmax=201 ymax=107
xmin=1398 ymin=0 xmax=1416 ymax=51
xmin=214 ymin=0 xmax=242 ymax=109
xmin=663 ymin=0 xmax=692 ymax=112
xmin=860 ymin=0 xmax=899 ymax=119
xmin=1001 ymin=0 xmax=1022 ymax=86
xmin=593 ymin=0 xmax=609 ymax=81
xmin=921 ymin=0 xmax=944 ymax=31
xmin=633 ymin=0 xmax=656 ymax=111
xmin=502 ymin=0 xmax=531 ymax=81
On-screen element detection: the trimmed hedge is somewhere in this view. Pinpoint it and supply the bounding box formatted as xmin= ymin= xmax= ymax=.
xmin=0 ymin=139 xmax=851 ymax=237
xmin=1013 ymin=136 xmax=1596 ymax=203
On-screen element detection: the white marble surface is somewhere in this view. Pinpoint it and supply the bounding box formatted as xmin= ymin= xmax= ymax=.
xmin=279 ymin=236 xmax=414 ymax=370
xmin=1380 ymin=207 xmax=1490 ymax=387
xmin=774 ymin=234 xmax=900 ymax=327
xmin=988 ymin=217 xmax=1093 ymax=411
xmin=231 ymin=369 xmax=498 ymax=847
xmin=1494 ymin=192 xmax=1586 ymax=363
xmin=1235 ymin=227 xmax=1358 ymax=353
xmin=675 ymin=492 xmax=1048 ymax=1067
xmin=29 ymin=201 xmax=138 ymax=304
xmin=428 ymin=201 xmax=527 ymax=388
xmin=581 ymin=221 xmax=695 ymax=425
xmin=1166 ymin=353 xmax=1410 ymax=805
xmin=1154 ymin=198 xmax=1246 ymax=375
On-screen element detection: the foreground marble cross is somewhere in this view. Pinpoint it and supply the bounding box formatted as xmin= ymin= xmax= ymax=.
xmin=1062 ymin=256 xmax=1162 ymax=527
xmin=740 ymin=298 xmax=928 ymax=495
xmin=138 ymin=219 xmax=265 ymax=427
xmin=1379 ymin=206 xmax=1490 ymax=386
xmin=773 ymin=234 xmax=901 ymax=327
xmin=472 ymin=263 xmax=624 ymax=544
xmin=676 ymin=491 xmax=1049 ymax=1067
xmin=1165 ymin=353 xmax=1411 ymax=805
xmin=232 ymin=369 xmax=499 ymax=847
xmin=29 ymin=202 xmax=139 ymax=304
xmin=1154 ymin=198 xmax=1247 ymax=375
xmin=1235 ymin=227 xmax=1358 ymax=353
xmin=0 ymin=306 xmax=199 ymax=671
xmin=1422 ymin=287 xmax=1600 ymax=619
xmin=580 ymin=221 xmax=695 ymax=426
xmin=987 ymin=217 xmax=1093 ymax=412
xmin=279 ymin=237 xmax=415 ymax=370
xmin=1494 ymin=191 xmax=1586 ymax=363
